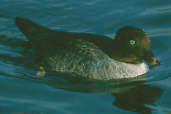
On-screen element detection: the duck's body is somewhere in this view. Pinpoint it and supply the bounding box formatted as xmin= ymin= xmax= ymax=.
xmin=40 ymin=38 xmax=149 ymax=80
xmin=15 ymin=17 xmax=159 ymax=80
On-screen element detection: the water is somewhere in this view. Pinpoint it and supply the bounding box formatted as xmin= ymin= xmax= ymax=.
xmin=0 ymin=0 xmax=171 ymax=113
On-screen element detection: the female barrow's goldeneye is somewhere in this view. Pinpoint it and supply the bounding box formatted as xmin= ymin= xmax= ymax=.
xmin=15 ymin=17 xmax=160 ymax=80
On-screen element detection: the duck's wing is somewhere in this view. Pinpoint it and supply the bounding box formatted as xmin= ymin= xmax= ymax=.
xmin=40 ymin=38 xmax=110 ymax=72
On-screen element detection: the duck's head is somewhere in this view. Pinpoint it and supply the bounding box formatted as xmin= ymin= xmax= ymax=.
xmin=114 ymin=26 xmax=160 ymax=66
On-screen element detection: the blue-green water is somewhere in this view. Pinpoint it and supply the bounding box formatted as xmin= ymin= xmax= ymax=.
xmin=0 ymin=0 xmax=171 ymax=113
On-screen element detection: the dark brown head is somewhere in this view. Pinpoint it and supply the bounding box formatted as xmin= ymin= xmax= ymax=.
xmin=114 ymin=26 xmax=160 ymax=65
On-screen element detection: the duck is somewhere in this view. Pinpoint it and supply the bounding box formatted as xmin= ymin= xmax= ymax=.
xmin=15 ymin=17 xmax=160 ymax=80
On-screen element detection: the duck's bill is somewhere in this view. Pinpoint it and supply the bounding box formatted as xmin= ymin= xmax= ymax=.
xmin=143 ymin=51 xmax=160 ymax=65
xmin=145 ymin=57 xmax=160 ymax=65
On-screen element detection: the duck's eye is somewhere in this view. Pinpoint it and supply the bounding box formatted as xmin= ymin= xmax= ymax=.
xmin=129 ymin=40 xmax=136 ymax=47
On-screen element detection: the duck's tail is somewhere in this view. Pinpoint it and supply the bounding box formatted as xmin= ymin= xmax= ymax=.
xmin=15 ymin=17 xmax=52 ymax=45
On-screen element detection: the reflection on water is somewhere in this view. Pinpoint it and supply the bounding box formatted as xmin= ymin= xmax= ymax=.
xmin=157 ymin=8 xmax=171 ymax=13
xmin=44 ymin=75 xmax=163 ymax=114
xmin=113 ymin=84 xmax=162 ymax=114
xmin=148 ymin=29 xmax=171 ymax=36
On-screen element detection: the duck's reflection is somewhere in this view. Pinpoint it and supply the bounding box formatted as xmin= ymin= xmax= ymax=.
xmin=43 ymin=75 xmax=163 ymax=114
xmin=112 ymin=84 xmax=162 ymax=114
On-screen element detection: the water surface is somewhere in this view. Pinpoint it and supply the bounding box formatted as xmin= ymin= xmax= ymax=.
xmin=0 ymin=0 xmax=171 ymax=113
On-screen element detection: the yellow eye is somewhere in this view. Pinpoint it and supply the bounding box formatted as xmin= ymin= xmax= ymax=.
xmin=129 ymin=40 xmax=136 ymax=46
